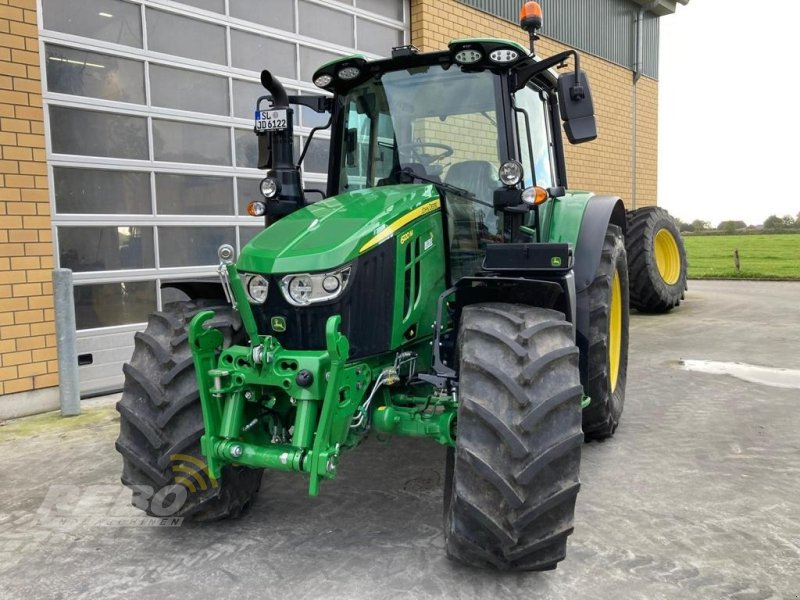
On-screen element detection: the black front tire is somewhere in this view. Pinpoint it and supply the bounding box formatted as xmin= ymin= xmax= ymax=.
xmin=581 ymin=224 xmax=630 ymax=439
xmin=626 ymin=207 xmax=688 ymax=313
xmin=116 ymin=300 xmax=263 ymax=521
xmin=444 ymin=303 xmax=584 ymax=571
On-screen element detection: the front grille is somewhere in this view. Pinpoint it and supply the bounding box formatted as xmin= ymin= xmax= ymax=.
xmin=255 ymin=241 xmax=396 ymax=359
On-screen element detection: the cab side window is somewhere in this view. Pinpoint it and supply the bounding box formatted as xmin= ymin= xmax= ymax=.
xmin=341 ymin=106 xmax=395 ymax=191
xmin=514 ymin=85 xmax=556 ymax=189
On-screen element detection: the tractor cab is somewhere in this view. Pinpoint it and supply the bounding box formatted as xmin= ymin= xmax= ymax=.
xmin=250 ymin=36 xmax=596 ymax=283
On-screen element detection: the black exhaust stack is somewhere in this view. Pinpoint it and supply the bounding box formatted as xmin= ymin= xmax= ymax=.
xmin=256 ymin=70 xmax=304 ymax=217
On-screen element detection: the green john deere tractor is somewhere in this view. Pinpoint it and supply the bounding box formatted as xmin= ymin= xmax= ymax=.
xmin=116 ymin=4 xmax=687 ymax=571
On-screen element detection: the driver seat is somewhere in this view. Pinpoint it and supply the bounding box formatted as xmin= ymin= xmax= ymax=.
xmin=444 ymin=160 xmax=498 ymax=202
xmin=444 ymin=161 xmax=499 ymax=250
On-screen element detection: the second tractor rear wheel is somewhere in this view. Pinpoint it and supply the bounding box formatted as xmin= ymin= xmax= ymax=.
xmin=626 ymin=207 xmax=688 ymax=313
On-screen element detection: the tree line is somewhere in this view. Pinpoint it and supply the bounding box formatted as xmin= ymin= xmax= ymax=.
xmin=675 ymin=212 xmax=800 ymax=234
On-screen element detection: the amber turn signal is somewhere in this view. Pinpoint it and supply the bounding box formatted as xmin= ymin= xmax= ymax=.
xmin=522 ymin=186 xmax=549 ymax=206
xmin=247 ymin=201 xmax=266 ymax=217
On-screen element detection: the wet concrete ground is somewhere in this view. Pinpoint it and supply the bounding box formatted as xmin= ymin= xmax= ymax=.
xmin=1 ymin=280 xmax=799 ymax=600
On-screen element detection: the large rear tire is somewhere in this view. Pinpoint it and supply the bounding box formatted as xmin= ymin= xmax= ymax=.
xmin=444 ymin=303 xmax=584 ymax=571
xmin=116 ymin=300 xmax=263 ymax=521
xmin=581 ymin=224 xmax=630 ymax=439
xmin=626 ymin=207 xmax=688 ymax=313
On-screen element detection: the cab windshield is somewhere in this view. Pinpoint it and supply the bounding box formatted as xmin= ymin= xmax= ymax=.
xmin=338 ymin=66 xmax=506 ymax=198
xmin=337 ymin=65 xmax=507 ymax=279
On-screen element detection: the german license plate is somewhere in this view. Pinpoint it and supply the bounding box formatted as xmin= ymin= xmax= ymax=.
xmin=255 ymin=109 xmax=288 ymax=133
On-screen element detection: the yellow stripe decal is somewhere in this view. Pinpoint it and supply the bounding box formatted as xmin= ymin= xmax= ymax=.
xmin=359 ymin=198 xmax=441 ymax=253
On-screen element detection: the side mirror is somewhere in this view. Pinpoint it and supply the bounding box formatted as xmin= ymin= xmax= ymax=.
xmin=345 ymin=128 xmax=358 ymax=167
xmin=557 ymin=70 xmax=597 ymax=144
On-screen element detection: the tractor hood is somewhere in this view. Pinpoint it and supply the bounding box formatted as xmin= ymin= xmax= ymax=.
xmin=237 ymin=184 xmax=439 ymax=274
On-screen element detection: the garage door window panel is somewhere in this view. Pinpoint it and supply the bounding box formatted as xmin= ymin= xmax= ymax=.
xmin=357 ymin=0 xmax=404 ymax=21
xmin=53 ymin=168 xmax=152 ymax=214
xmin=42 ymin=0 xmax=143 ymax=49
xmin=45 ymin=45 xmax=145 ymax=105
xmin=357 ymin=19 xmax=403 ymax=56
xmin=230 ymin=0 xmax=295 ymax=31
xmin=150 ymin=65 xmax=229 ymax=116
xmin=156 ymin=173 xmax=234 ymax=215
xmin=146 ymin=9 xmax=226 ymax=65
xmin=298 ymin=1 xmax=354 ymax=48
xmin=74 ymin=281 xmax=156 ymax=330
xmin=152 ymin=119 xmax=231 ymax=166
xmin=231 ymin=31 xmax=296 ymax=79
xmin=59 ymin=226 xmax=155 ymax=273
xmin=158 ymin=226 xmax=236 ymax=268
xmin=50 ymin=106 xmax=148 ymax=160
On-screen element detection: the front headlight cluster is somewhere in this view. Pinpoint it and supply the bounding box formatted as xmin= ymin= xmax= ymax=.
xmin=242 ymin=273 xmax=269 ymax=304
xmin=280 ymin=265 xmax=352 ymax=306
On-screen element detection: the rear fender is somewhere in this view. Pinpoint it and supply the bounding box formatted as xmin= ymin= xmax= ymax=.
xmin=577 ymin=197 xmax=626 ymax=390
xmin=546 ymin=194 xmax=627 ymax=389
xmin=573 ymin=196 xmax=626 ymax=293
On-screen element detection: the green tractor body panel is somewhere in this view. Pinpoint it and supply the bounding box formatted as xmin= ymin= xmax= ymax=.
xmin=238 ymin=184 xmax=439 ymax=274
xmin=541 ymin=191 xmax=594 ymax=248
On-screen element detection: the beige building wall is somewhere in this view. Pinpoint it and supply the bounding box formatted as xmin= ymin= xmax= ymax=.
xmin=410 ymin=0 xmax=659 ymax=205
xmin=0 ymin=0 xmax=57 ymax=399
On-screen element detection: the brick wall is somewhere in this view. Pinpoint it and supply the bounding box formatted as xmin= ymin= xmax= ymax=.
xmin=410 ymin=0 xmax=660 ymax=206
xmin=0 ymin=0 xmax=57 ymax=397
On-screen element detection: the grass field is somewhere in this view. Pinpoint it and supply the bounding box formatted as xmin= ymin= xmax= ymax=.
xmin=682 ymin=233 xmax=800 ymax=279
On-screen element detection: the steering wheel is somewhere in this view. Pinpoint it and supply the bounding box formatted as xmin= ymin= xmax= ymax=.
xmin=398 ymin=142 xmax=454 ymax=168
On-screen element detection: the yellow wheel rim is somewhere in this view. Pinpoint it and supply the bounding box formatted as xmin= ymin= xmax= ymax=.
xmin=609 ymin=270 xmax=622 ymax=393
xmin=654 ymin=229 xmax=681 ymax=285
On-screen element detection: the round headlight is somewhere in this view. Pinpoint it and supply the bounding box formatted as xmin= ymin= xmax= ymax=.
xmin=338 ymin=67 xmax=360 ymax=81
xmin=314 ymin=74 xmax=333 ymax=88
xmin=288 ymin=275 xmax=313 ymax=305
xmin=260 ymin=177 xmax=279 ymax=199
xmin=454 ymin=49 xmax=482 ymax=64
xmin=322 ymin=275 xmax=340 ymax=293
xmin=246 ymin=274 xmax=269 ymax=304
xmin=499 ymin=160 xmax=524 ymax=187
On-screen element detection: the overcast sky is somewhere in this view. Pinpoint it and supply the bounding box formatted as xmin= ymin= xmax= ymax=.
xmin=658 ymin=1 xmax=800 ymax=226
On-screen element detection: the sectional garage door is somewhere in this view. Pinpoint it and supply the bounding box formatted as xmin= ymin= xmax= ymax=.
xmin=38 ymin=0 xmax=409 ymax=395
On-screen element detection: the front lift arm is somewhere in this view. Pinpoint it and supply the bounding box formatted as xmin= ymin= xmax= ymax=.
xmin=188 ymin=266 xmax=370 ymax=496
xmin=188 ymin=264 xmax=457 ymax=496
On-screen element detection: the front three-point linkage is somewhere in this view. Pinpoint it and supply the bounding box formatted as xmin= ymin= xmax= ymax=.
xmin=188 ymin=263 xmax=370 ymax=496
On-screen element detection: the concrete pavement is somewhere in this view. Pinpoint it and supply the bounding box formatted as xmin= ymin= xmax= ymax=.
xmin=1 ymin=280 xmax=798 ymax=599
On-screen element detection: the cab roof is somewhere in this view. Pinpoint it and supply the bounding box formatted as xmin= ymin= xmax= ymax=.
xmin=311 ymin=38 xmax=559 ymax=96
